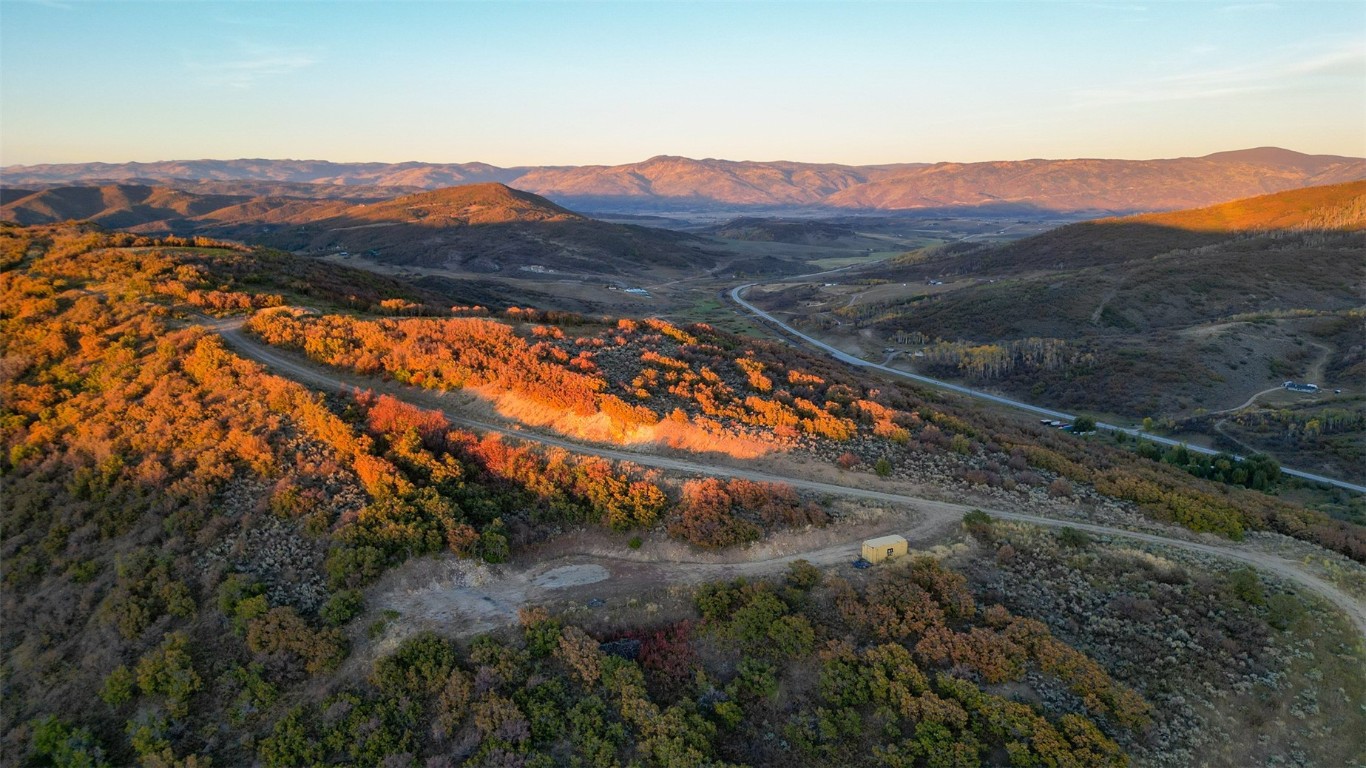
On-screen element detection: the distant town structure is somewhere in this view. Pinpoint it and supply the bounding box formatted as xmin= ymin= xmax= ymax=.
xmin=861 ymin=534 xmax=908 ymax=564
xmin=1283 ymin=381 xmax=1320 ymax=393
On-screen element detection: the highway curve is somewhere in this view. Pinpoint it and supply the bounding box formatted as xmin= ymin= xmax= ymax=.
xmin=207 ymin=316 xmax=1366 ymax=639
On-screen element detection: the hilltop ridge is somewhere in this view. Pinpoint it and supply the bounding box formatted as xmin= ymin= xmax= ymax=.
xmin=1120 ymin=179 xmax=1366 ymax=232
xmin=334 ymin=183 xmax=584 ymax=226
xmin=0 ymin=181 xmax=715 ymax=275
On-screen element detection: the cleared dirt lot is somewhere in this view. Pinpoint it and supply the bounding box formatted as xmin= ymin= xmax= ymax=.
xmin=366 ymin=500 xmax=942 ymax=632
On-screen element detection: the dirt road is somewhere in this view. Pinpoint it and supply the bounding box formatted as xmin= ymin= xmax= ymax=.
xmin=1205 ymin=339 xmax=1332 ymax=417
xmin=728 ymin=284 xmax=1366 ymax=493
xmin=367 ymin=496 xmax=1366 ymax=647
xmin=206 ymin=317 xmax=1366 ymax=640
xmin=1208 ymin=386 xmax=1286 ymax=416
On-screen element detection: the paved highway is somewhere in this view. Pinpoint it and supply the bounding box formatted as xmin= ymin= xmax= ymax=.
xmin=206 ymin=316 xmax=1365 ymax=637
xmin=729 ymin=284 xmax=1366 ymax=494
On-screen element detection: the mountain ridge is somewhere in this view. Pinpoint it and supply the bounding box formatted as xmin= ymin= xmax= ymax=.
xmin=7 ymin=147 xmax=1363 ymax=214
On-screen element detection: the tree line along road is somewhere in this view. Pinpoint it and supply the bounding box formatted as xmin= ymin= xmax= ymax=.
xmin=727 ymin=284 xmax=1366 ymax=495
xmin=206 ymin=315 xmax=1366 ymax=639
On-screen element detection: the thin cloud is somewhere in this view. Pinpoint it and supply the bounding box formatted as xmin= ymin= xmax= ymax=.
xmin=1073 ymin=42 xmax=1364 ymax=107
xmin=1282 ymin=46 xmax=1366 ymax=77
xmin=185 ymin=44 xmax=319 ymax=90
xmin=1074 ymin=71 xmax=1271 ymax=107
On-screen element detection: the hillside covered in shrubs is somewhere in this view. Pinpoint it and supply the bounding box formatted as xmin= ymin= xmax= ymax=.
xmin=244 ymin=279 xmax=1363 ymax=562
xmin=2 ymin=222 xmax=1363 ymax=766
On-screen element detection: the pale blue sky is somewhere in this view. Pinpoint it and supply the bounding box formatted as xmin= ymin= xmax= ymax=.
xmin=2 ymin=1 xmax=1363 ymax=166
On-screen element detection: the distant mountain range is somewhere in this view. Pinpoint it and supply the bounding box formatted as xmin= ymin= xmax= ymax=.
xmin=6 ymin=147 xmax=1363 ymax=214
xmin=0 ymin=183 xmax=715 ymax=275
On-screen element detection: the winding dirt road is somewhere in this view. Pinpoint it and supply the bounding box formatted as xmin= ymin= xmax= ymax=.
xmin=206 ymin=316 xmax=1366 ymax=639
xmin=728 ymin=284 xmax=1366 ymax=494
xmin=1206 ymin=341 xmax=1335 ymax=418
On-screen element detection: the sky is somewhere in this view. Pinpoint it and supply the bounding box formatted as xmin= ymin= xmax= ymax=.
xmin=1 ymin=1 xmax=1363 ymax=167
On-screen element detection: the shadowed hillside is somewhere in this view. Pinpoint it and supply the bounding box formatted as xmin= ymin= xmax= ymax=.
xmin=877 ymin=180 xmax=1366 ymax=277
xmin=705 ymin=217 xmax=859 ymax=244
xmin=753 ymin=182 xmax=1366 ymax=429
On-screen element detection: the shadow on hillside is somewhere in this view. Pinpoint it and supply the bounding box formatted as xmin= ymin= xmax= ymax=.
xmin=203 ymin=217 xmax=721 ymax=275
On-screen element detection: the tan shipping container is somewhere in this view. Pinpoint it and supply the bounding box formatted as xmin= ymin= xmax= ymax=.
xmin=861 ymin=534 xmax=908 ymax=564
